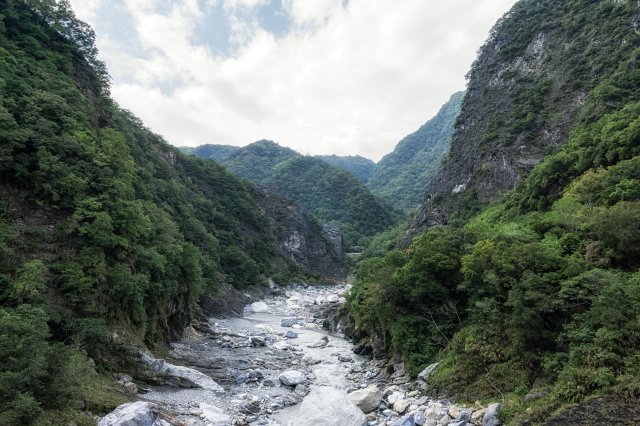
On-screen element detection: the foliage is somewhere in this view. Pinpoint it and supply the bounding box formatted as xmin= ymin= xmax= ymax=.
xmin=315 ymin=154 xmax=376 ymax=183
xmin=367 ymin=91 xmax=464 ymax=212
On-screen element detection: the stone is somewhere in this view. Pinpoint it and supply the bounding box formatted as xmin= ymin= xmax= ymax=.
xmin=307 ymin=336 xmax=329 ymax=348
xmin=347 ymin=385 xmax=383 ymax=414
xmin=393 ymin=399 xmax=411 ymax=414
xmin=417 ymin=363 xmax=440 ymax=380
xmin=326 ymin=294 xmax=340 ymax=303
xmin=200 ymin=403 xmax=232 ymax=426
xmin=302 ymin=355 xmax=321 ymax=365
xmin=524 ymin=390 xmax=548 ymax=402
xmin=139 ymin=352 xmax=223 ymax=392
xmin=288 ymin=386 xmax=367 ymax=426
xmin=285 ymin=331 xmax=298 ymax=339
xmin=414 ymin=411 xmax=426 ymax=425
xmin=250 ymin=336 xmax=266 ymax=347
xmin=471 ymin=409 xmax=486 ymax=423
xmin=457 ymin=410 xmax=471 ymax=422
xmin=279 ymin=370 xmax=307 ymax=386
xmin=235 ymin=373 xmax=249 ymax=384
xmin=295 ymin=384 xmax=309 ymax=397
xmin=437 ymin=414 xmax=450 ymax=425
xmin=448 ymin=422 xmax=466 ymax=426
xmin=391 ymin=414 xmax=415 ymax=426
xmin=415 ymin=396 xmax=428 ymax=406
xmin=273 ymin=341 xmax=290 ymax=350
xmin=387 ymin=391 xmax=405 ymax=405
xmin=483 ymin=403 xmax=501 ymax=426
xmin=249 ymin=301 xmax=269 ymax=313
xmin=449 ymin=407 xmax=460 ymax=419
xmin=280 ymin=317 xmax=298 ymax=327
xmin=339 ymin=355 xmax=353 ymax=362
xmin=123 ymin=382 xmax=138 ymax=395
xmin=98 ymin=401 xmax=161 ymax=426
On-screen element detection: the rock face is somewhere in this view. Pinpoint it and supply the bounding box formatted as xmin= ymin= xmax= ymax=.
xmin=98 ymin=401 xmax=162 ymax=426
xmin=407 ymin=1 xmax=640 ymax=239
xmin=483 ymin=403 xmax=501 ymax=426
xmin=140 ymin=352 xmax=224 ymax=392
xmin=347 ymin=385 xmax=383 ymax=413
xmin=288 ymin=386 xmax=367 ymax=426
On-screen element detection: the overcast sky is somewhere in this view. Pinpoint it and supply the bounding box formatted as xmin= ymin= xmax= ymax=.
xmin=69 ymin=0 xmax=517 ymax=161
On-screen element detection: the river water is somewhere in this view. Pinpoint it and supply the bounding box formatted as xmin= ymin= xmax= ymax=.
xmin=140 ymin=284 xmax=385 ymax=425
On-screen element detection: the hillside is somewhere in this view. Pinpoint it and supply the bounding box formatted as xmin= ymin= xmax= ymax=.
xmin=315 ymin=154 xmax=376 ymax=183
xmin=368 ymin=91 xmax=464 ymax=212
xmin=349 ymin=0 xmax=640 ymax=423
xmin=187 ymin=140 xmax=399 ymax=250
xmin=0 ymin=1 xmax=345 ymax=423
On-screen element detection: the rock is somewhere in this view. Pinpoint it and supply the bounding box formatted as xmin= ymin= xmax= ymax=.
xmin=200 ymin=403 xmax=232 ymax=426
xmin=280 ymin=317 xmax=298 ymax=327
xmin=307 ymin=336 xmax=329 ymax=348
xmin=471 ymin=409 xmax=486 ymax=423
xmin=235 ymin=373 xmax=249 ymax=384
xmin=483 ymin=403 xmax=501 ymax=426
xmin=288 ymin=386 xmax=367 ymax=426
xmin=448 ymin=422 xmax=466 ymax=426
xmin=295 ymin=384 xmax=309 ymax=397
xmin=285 ymin=331 xmax=298 ymax=339
xmin=123 ymin=382 xmax=138 ymax=395
xmin=339 ymin=354 xmax=353 ymax=362
xmin=279 ymin=370 xmax=307 ymax=386
xmin=392 ymin=414 xmax=415 ymax=426
xmin=347 ymin=385 xmax=383 ymax=413
xmin=415 ymin=396 xmax=428 ymax=406
xmin=302 ymin=355 xmax=321 ymax=365
xmin=98 ymin=401 xmax=161 ymax=426
xmin=449 ymin=407 xmax=460 ymax=419
xmin=414 ymin=411 xmax=426 ymax=425
xmin=393 ymin=399 xmax=411 ymax=414
xmin=140 ymin=352 xmax=223 ymax=392
xmin=524 ymin=390 xmax=548 ymax=402
xmin=457 ymin=410 xmax=471 ymax=422
xmin=387 ymin=391 xmax=405 ymax=405
xmin=326 ymin=294 xmax=340 ymax=303
xmin=249 ymin=301 xmax=269 ymax=313
xmin=437 ymin=414 xmax=450 ymax=425
xmin=273 ymin=341 xmax=290 ymax=350
xmin=417 ymin=362 xmax=440 ymax=380
xmin=250 ymin=336 xmax=266 ymax=347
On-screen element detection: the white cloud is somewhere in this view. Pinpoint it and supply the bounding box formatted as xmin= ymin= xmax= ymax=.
xmin=70 ymin=0 xmax=102 ymax=22
xmin=73 ymin=0 xmax=517 ymax=161
xmin=224 ymin=0 xmax=268 ymax=11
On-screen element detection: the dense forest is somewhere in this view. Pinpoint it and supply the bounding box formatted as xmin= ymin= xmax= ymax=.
xmin=348 ymin=0 xmax=640 ymax=423
xmin=0 ymin=1 xmax=343 ymax=423
xmin=315 ymin=154 xmax=376 ymax=183
xmin=186 ymin=140 xmax=400 ymax=251
xmin=368 ymin=91 xmax=464 ymax=212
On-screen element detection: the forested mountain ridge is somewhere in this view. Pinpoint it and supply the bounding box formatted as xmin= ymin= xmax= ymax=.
xmin=0 ymin=1 xmax=344 ymax=423
xmin=368 ymin=91 xmax=464 ymax=212
xmin=315 ymin=154 xmax=376 ymax=183
xmin=349 ymin=0 xmax=640 ymax=423
xmin=186 ymin=140 xmax=400 ymax=251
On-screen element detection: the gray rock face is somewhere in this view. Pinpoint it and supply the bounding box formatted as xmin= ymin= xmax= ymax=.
xmin=288 ymin=386 xmax=367 ymax=426
xmin=417 ymin=362 xmax=440 ymax=380
xmin=347 ymin=385 xmax=383 ymax=414
xmin=140 ymin=352 xmax=224 ymax=392
xmin=199 ymin=403 xmax=231 ymax=426
xmin=98 ymin=401 xmax=161 ymax=426
xmin=483 ymin=403 xmax=502 ymax=426
xmin=278 ymin=370 xmax=307 ymax=386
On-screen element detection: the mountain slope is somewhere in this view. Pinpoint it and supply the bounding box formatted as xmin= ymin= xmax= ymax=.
xmin=349 ymin=0 xmax=640 ymax=423
xmin=368 ymin=91 xmax=464 ymax=211
xmin=315 ymin=154 xmax=376 ymax=182
xmin=188 ymin=140 xmax=399 ymax=250
xmin=410 ymin=0 xmax=640 ymax=234
xmin=0 ymin=1 xmax=344 ymax=422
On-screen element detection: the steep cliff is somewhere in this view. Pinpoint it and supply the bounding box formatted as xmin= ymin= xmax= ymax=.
xmin=410 ymin=0 xmax=640 ymax=235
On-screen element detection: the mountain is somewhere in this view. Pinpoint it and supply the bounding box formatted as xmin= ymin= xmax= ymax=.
xmin=186 ymin=144 xmax=240 ymax=162
xmin=315 ymin=154 xmax=376 ymax=182
xmin=187 ymin=140 xmax=399 ymax=250
xmin=0 ymin=1 xmax=345 ymax=422
xmin=367 ymin=91 xmax=464 ymax=212
xmin=349 ymin=0 xmax=640 ymax=423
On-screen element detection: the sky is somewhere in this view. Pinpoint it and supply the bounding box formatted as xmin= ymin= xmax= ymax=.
xmin=69 ymin=0 xmax=517 ymax=161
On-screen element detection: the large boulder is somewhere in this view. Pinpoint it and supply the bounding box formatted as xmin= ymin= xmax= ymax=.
xmin=140 ymin=352 xmax=224 ymax=392
xmin=417 ymin=362 xmax=440 ymax=380
xmin=280 ymin=317 xmax=299 ymax=327
xmin=347 ymin=385 xmax=382 ymax=413
xmin=279 ymin=370 xmax=307 ymax=386
xmin=249 ymin=301 xmax=269 ymax=313
xmin=483 ymin=403 xmax=502 ymax=426
xmin=199 ymin=403 xmax=231 ymax=426
xmin=288 ymin=386 xmax=367 ymax=426
xmin=98 ymin=401 xmax=162 ymax=426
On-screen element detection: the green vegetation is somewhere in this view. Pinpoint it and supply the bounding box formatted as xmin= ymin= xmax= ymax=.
xmin=368 ymin=91 xmax=464 ymax=212
xmin=188 ymin=140 xmax=400 ymax=251
xmin=316 ymin=154 xmax=376 ymax=183
xmin=349 ymin=0 xmax=640 ymax=422
xmin=0 ymin=1 xmax=322 ymax=422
